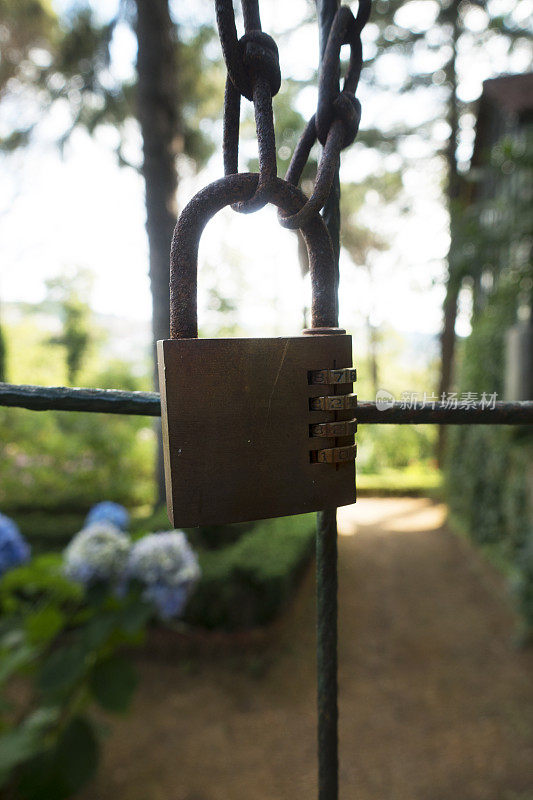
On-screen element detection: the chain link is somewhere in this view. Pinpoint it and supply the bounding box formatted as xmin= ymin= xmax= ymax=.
xmin=280 ymin=1 xmax=370 ymax=229
xmin=216 ymin=0 xmax=281 ymax=212
xmin=215 ymin=0 xmax=370 ymax=229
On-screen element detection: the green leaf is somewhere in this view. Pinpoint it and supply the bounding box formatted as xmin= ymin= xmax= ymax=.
xmin=80 ymin=613 xmax=117 ymax=650
xmin=54 ymin=715 xmax=99 ymax=794
xmin=89 ymin=655 xmax=137 ymax=712
xmin=15 ymin=751 xmax=67 ymax=800
xmin=0 ymin=554 xmax=82 ymax=612
xmin=17 ymin=715 xmax=99 ymax=800
xmin=38 ymin=644 xmax=88 ymax=696
xmin=0 ymin=708 xmax=58 ymax=778
xmin=25 ymin=606 xmax=65 ymax=645
xmin=85 ymin=581 xmax=109 ymax=608
xmin=0 ymin=642 xmax=38 ymax=687
xmin=118 ymin=599 xmax=152 ymax=635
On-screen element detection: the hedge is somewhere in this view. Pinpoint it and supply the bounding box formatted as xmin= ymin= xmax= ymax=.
xmin=184 ymin=514 xmax=316 ymax=630
xmin=445 ymin=277 xmax=533 ymax=636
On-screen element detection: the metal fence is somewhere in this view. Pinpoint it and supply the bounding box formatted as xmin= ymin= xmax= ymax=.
xmin=1 ymin=379 xmax=532 ymax=800
xmin=2 ymin=2 xmax=532 ymax=799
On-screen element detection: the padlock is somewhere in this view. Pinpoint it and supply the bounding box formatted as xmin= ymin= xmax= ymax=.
xmin=158 ymin=173 xmax=357 ymax=527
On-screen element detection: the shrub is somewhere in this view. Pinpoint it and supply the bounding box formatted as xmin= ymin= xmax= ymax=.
xmin=446 ymin=278 xmax=533 ymax=635
xmin=0 ymin=518 xmax=201 ymax=798
xmin=185 ymin=514 xmax=315 ymax=630
xmin=0 ymin=408 xmax=155 ymax=515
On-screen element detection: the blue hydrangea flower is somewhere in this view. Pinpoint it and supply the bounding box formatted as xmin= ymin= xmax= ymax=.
xmin=0 ymin=513 xmax=31 ymax=576
xmin=127 ymin=531 xmax=200 ymax=620
xmin=64 ymin=522 xmax=131 ymax=585
xmin=143 ymin=583 xmax=189 ymax=620
xmin=85 ymin=502 xmax=130 ymax=531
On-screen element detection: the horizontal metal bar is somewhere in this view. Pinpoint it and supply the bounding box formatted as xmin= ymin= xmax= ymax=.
xmin=0 ymin=383 xmax=161 ymax=416
xmin=356 ymin=401 xmax=533 ymax=425
xmin=1 ymin=384 xmax=532 ymax=424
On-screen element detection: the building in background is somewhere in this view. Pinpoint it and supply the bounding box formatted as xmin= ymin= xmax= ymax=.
xmin=466 ymin=73 xmax=533 ymax=400
xmin=446 ymin=72 xmax=533 ymax=636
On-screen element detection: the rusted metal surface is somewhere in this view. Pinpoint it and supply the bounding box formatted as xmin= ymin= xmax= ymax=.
xmin=311 ymin=419 xmax=358 ymax=437
xmin=216 ymin=0 xmax=281 ymax=212
xmin=310 ymin=368 xmax=357 ymax=384
xmin=158 ymin=335 xmax=356 ymax=526
xmin=2 ymin=385 xmax=532 ymax=424
xmin=0 ymin=383 xmax=161 ymax=415
xmin=169 ymin=173 xmax=337 ymax=339
xmin=316 ymin=444 xmax=357 ymax=463
xmin=356 ymin=400 xmax=533 ymax=424
xmin=215 ymin=1 xmax=279 ymax=101
xmin=280 ymin=0 xmax=370 ymax=231
xmin=310 ymin=393 xmax=358 ymax=411
xmin=215 ymin=0 xmax=370 ymax=234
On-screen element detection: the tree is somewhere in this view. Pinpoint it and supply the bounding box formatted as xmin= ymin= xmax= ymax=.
xmin=0 ymin=0 xmax=223 ymax=505
xmin=46 ymin=270 xmax=93 ymax=386
xmin=134 ymin=0 xmax=178 ymax=504
xmin=341 ymin=171 xmax=404 ymax=394
xmin=363 ymin=0 xmax=531 ymax=400
xmin=0 ymin=0 xmax=60 ymax=383
xmin=346 ymin=0 xmax=530 ymax=462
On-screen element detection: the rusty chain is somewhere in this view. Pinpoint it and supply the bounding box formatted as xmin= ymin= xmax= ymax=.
xmin=213 ymin=10 xmax=371 ymax=800
xmin=214 ymin=0 xmax=371 ymax=227
xmin=216 ymin=0 xmax=281 ymax=212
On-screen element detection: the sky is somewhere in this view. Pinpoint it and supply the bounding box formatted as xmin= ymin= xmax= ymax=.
xmin=1 ymin=0 xmax=532 ymax=348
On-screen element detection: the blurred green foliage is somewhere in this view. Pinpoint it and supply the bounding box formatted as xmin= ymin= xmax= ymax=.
xmin=446 ymin=130 xmax=533 ymax=635
xmin=0 ymin=406 xmax=154 ymax=513
xmin=355 ymin=327 xmax=439 ymax=481
xmin=44 ymin=271 xmax=93 ymax=386
xmin=0 ymin=510 xmax=316 ymax=796
xmin=1 ymin=306 xmax=156 ymax=518
xmin=0 ymin=553 xmax=82 ymax=614
xmin=0 ymin=1 xmax=224 ymax=170
xmin=446 ymin=253 xmax=533 ymax=635
xmin=0 ymin=555 xmax=152 ymax=799
xmin=0 ymin=318 xmax=6 ymax=382
xmin=358 ymin=423 xmax=436 ymax=474
xmin=357 ymin=466 xmax=442 ymax=497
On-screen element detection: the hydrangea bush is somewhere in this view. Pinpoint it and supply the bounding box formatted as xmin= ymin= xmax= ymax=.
xmin=0 ymin=513 xmax=31 ymax=576
xmin=63 ymin=522 xmax=131 ymax=585
xmin=63 ymin=514 xmax=200 ymax=622
xmin=85 ymin=501 xmax=130 ymax=531
xmin=127 ymin=531 xmax=201 ymax=620
xmin=0 ymin=507 xmax=201 ymax=797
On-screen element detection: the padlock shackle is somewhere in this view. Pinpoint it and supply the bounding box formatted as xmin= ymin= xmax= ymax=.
xmin=170 ymin=172 xmax=338 ymax=339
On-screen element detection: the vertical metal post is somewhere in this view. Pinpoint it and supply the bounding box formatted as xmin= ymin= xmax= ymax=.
xmin=316 ymin=505 xmax=339 ymax=800
xmin=315 ymin=2 xmax=341 ymax=799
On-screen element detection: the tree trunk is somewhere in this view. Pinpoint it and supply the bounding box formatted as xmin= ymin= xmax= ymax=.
xmin=134 ymin=0 xmax=179 ymax=507
xmin=438 ymin=275 xmax=461 ymax=401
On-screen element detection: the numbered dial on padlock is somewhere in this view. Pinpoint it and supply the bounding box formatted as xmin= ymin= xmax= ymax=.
xmin=158 ymin=332 xmax=357 ymax=527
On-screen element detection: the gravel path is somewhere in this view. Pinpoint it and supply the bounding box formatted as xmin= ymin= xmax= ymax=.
xmin=88 ymin=498 xmax=533 ymax=800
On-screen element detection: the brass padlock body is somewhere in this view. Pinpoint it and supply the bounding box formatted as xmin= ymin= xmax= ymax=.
xmin=158 ymin=333 xmax=356 ymax=527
